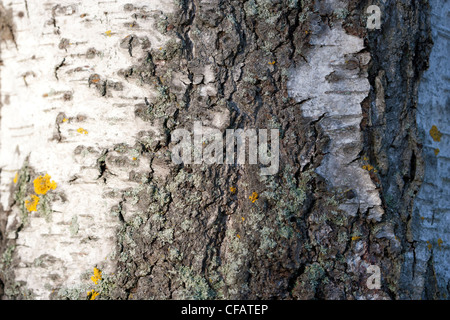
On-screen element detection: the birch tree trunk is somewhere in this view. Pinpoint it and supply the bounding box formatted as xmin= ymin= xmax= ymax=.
xmin=0 ymin=0 xmax=446 ymax=300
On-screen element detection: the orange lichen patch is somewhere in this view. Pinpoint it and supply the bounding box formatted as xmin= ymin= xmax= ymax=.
xmin=77 ymin=127 xmax=88 ymax=135
xmin=105 ymin=30 xmax=112 ymax=37
xmin=429 ymin=125 xmax=442 ymax=142
xmin=13 ymin=172 xmax=18 ymax=184
xmin=132 ymin=157 xmax=137 ymax=161
xmin=87 ymin=290 xmax=99 ymax=300
xmin=420 ymin=216 xmax=425 ymax=221
xmin=268 ymin=61 xmax=276 ymax=65
xmin=361 ymin=156 xmax=378 ymax=173
xmin=426 ymin=241 xmax=432 ymax=250
xmin=25 ymin=195 xmax=40 ymax=212
xmin=434 ymin=148 xmax=440 ymax=156
xmin=236 ymin=234 xmax=241 ymax=239
xmin=91 ymin=267 xmax=102 ymax=284
xmin=80 ymin=13 xmax=87 ymax=18
xmin=249 ymin=192 xmax=258 ymax=203
xmin=33 ymin=174 xmax=57 ymax=195
xmin=438 ymin=238 xmax=443 ymax=248
xmin=43 ymin=93 xmax=49 ymax=98
xmin=229 ymin=186 xmax=236 ymax=194
xmin=351 ymin=236 xmax=361 ymax=241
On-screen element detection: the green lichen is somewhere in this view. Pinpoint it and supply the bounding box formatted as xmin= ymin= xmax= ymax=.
xmin=333 ymin=8 xmax=349 ymax=20
xmin=58 ymin=287 xmax=86 ymax=300
xmin=13 ymin=161 xmax=31 ymax=224
xmin=180 ymin=219 xmax=192 ymax=232
xmin=329 ymin=210 xmax=348 ymax=227
xmin=325 ymin=195 xmax=339 ymax=207
xmin=254 ymin=0 xmax=282 ymax=24
xmin=217 ymin=229 xmax=249 ymax=291
xmin=288 ymin=0 xmax=299 ymax=8
xmin=259 ymin=226 xmax=277 ymax=254
xmin=159 ymin=228 xmax=174 ymax=244
xmin=260 ymin=167 xmax=314 ymax=245
xmin=337 ymin=230 xmax=349 ymax=245
xmin=68 ymin=215 xmax=79 ymax=236
xmin=0 ymin=245 xmax=15 ymax=268
xmin=155 ymin=14 xmax=169 ymax=34
xmin=58 ymin=267 xmax=116 ymax=300
xmin=3 ymin=282 xmax=34 ymax=300
xmin=37 ymin=194 xmax=53 ymax=223
xmin=304 ymin=263 xmax=325 ymax=288
xmin=176 ymin=266 xmax=215 ymax=300
xmin=243 ymin=0 xmax=258 ymax=16
xmin=153 ymin=39 xmax=182 ymax=61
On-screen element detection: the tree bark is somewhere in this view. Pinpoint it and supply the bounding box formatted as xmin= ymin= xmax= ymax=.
xmin=0 ymin=0 xmax=446 ymax=300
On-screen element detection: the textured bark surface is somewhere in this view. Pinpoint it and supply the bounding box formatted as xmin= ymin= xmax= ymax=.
xmin=401 ymin=0 xmax=450 ymax=300
xmin=0 ymin=0 xmax=446 ymax=300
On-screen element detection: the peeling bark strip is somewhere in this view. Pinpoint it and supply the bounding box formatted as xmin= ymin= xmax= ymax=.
xmin=0 ymin=0 xmax=442 ymax=300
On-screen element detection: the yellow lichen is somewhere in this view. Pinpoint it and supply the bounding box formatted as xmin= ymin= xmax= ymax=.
xmin=77 ymin=128 xmax=88 ymax=135
xmin=91 ymin=267 xmax=102 ymax=284
xmin=249 ymin=192 xmax=258 ymax=203
xmin=25 ymin=195 xmax=40 ymax=212
xmin=362 ymin=164 xmax=375 ymax=172
xmin=105 ymin=30 xmax=112 ymax=37
xmin=434 ymin=148 xmax=440 ymax=156
xmin=229 ymin=186 xmax=236 ymax=194
xmin=33 ymin=174 xmax=57 ymax=195
xmin=426 ymin=241 xmax=432 ymax=250
xmin=268 ymin=61 xmax=276 ymax=65
xmin=13 ymin=172 xmax=18 ymax=184
xmin=62 ymin=118 xmax=68 ymax=123
xmin=87 ymin=290 xmax=99 ymax=300
xmin=351 ymin=236 xmax=361 ymax=241
xmin=438 ymin=238 xmax=443 ymax=248
xmin=236 ymin=234 xmax=241 ymax=239
xmin=429 ymin=125 xmax=442 ymax=142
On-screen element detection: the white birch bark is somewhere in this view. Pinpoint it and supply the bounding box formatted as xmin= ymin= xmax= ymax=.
xmin=1 ymin=0 xmax=173 ymax=299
